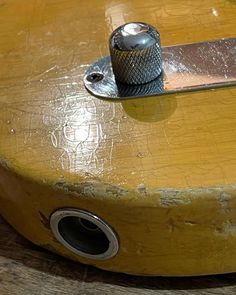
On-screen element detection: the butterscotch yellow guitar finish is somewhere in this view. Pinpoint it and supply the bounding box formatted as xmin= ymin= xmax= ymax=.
xmin=1 ymin=0 xmax=236 ymax=276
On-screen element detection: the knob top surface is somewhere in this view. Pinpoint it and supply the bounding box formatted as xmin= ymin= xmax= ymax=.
xmin=110 ymin=22 xmax=159 ymax=51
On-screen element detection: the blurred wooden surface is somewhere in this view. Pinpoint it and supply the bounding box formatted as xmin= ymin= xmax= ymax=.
xmin=1 ymin=216 xmax=236 ymax=295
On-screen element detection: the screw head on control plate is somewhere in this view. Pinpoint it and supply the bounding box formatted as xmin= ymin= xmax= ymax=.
xmin=109 ymin=22 xmax=162 ymax=85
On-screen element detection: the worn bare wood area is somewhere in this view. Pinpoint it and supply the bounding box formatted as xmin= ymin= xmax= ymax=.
xmin=1 ymin=216 xmax=236 ymax=295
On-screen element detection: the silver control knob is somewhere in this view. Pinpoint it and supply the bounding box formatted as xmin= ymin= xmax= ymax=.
xmin=109 ymin=22 xmax=162 ymax=85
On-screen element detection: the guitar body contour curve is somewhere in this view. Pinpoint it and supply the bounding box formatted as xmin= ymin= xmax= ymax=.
xmin=0 ymin=0 xmax=236 ymax=276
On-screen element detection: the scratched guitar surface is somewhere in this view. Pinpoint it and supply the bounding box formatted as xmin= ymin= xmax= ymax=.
xmin=1 ymin=0 xmax=236 ymax=277
xmin=0 ymin=0 xmax=235 ymax=188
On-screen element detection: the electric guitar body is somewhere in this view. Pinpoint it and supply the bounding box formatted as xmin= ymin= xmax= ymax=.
xmin=1 ymin=0 xmax=236 ymax=276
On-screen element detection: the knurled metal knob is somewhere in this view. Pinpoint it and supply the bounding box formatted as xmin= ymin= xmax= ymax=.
xmin=109 ymin=22 xmax=162 ymax=85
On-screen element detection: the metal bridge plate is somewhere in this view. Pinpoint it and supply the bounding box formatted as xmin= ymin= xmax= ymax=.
xmin=84 ymin=38 xmax=236 ymax=100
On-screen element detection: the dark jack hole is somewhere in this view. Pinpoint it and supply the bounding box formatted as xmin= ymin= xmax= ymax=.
xmin=58 ymin=216 xmax=109 ymax=255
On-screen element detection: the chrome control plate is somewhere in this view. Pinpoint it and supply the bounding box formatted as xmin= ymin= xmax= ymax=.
xmin=84 ymin=38 xmax=236 ymax=100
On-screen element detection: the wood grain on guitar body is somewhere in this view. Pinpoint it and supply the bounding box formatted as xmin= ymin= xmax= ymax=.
xmin=0 ymin=0 xmax=236 ymax=276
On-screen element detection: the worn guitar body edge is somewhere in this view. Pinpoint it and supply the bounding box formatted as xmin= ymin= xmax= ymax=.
xmin=1 ymin=156 xmax=236 ymax=276
xmin=1 ymin=0 xmax=236 ymax=277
